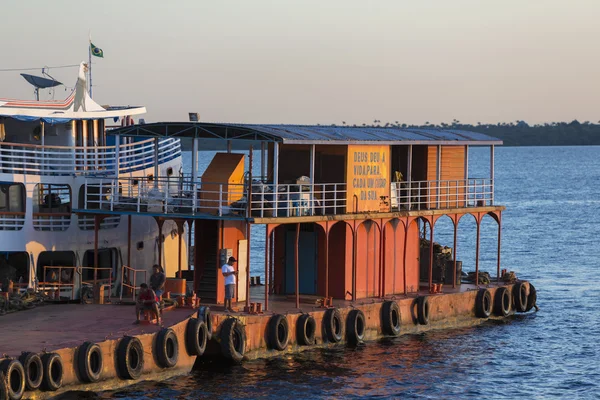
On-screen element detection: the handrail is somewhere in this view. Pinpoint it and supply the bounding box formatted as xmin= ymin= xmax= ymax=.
xmin=120 ymin=265 xmax=147 ymax=302
xmin=38 ymin=266 xmax=77 ymax=300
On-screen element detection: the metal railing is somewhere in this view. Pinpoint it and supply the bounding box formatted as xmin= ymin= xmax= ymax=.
xmin=0 ymin=212 xmax=25 ymax=231
xmin=120 ymin=265 xmax=148 ymax=302
xmin=0 ymin=138 xmax=181 ymax=176
xmin=78 ymin=215 xmax=121 ymax=230
xmin=38 ymin=266 xmax=77 ymax=300
xmin=390 ymin=178 xmax=493 ymax=210
xmin=80 ymin=266 xmax=113 ymax=302
xmin=32 ymin=213 xmax=71 ymax=231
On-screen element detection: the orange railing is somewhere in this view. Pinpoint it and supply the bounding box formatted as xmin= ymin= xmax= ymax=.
xmin=80 ymin=267 xmax=113 ymax=302
xmin=38 ymin=266 xmax=77 ymax=300
xmin=120 ymin=265 xmax=147 ymax=302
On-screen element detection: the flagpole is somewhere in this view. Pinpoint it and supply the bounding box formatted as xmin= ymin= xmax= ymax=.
xmin=88 ymin=39 xmax=93 ymax=98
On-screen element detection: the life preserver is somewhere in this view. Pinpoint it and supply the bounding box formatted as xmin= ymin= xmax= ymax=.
xmin=323 ymin=308 xmax=344 ymax=343
xmin=296 ymin=314 xmax=316 ymax=346
xmin=155 ymin=328 xmax=179 ymax=368
xmin=219 ymin=318 xmax=246 ymax=362
xmin=76 ymin=342 xmax=103 ymax=383
xmin=40 ymin=353 xmax=63 ymax=391
xmin=417 ymin=296 xmax=430 ymax=325
xmin=185 ymin=318 xmax=208 ymax=357
xmin=197 ymin=306 xmax=213 ymax=341
xmin=116 ymin=336 xmax=144 ymax=380
xmin=346 ymin=309 xmax=366 ymax=345
xmin=267 ymin=314 xmax=289 ymax=351
xmin=18 ymin=352 xmax=43 ymax=391
xmin=525 ymin=283 xmax=537 ymax=312
xmin=513 ymin=282 xmax=528 ymax=312
xmin=0 ymin=359 xmax=25 ymax=399
xmin=475 ymin=289 xmax=492 ymax=318
xmin=494 ymin=287 xmax=511 ymax=317
xmin=381 ymin=301 xmax=401 ymax=336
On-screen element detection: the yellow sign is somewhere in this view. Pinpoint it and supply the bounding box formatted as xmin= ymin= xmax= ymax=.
xmin=346 ymin=145 xmax=390 ymax=212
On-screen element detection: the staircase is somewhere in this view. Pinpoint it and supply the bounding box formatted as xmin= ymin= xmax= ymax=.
xmin=195 ymin=220 xmax=218 ymax=303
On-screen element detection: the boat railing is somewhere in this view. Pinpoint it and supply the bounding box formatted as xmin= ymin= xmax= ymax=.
xmin=38 ymin=266 xmax=77 ymax=300
xmin=0 ymin=138 xmax=180 ymax=176
xmin=390 ymin=178 xmax=494 ymax=210
xmin=32 ymin=212 xmax=71 ymax=231
xmin=120 ymin=265 xmax=148 ymax=303
xmin=0 ymin=211 xmax=26 ymax=231
xmin=77 ymin=215 xmax=121 ymax=230
xmin=80 ymin=266 xmax=113 ymax=302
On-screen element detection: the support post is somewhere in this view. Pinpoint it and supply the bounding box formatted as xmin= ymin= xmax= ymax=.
xmin=273 ymin=142 xmax=279 ymax=214
xmin=475 ymin=219 xmax=481 ymax=287
xmin=352 ymin=223 xmax=357 ymax=302
xmin=324 ymin=222 xmax=329 ymax=300
xmin=490 ymin=145 xmax=495 ymax=205
xmin=177 ymin=220 xmax=184 ymax=277
xmin=380 ymin=221 xmax=385 ymax=298
xmin=295 ymin=223 xmax=300 ymax=309
xmin=188 ymin=221 xmax=193 ymax=270
xmin=127 ymin=214 xmax=132 ymax=271
xmin=436 ymin=145 xmax=441 ymax=209
xmin=309 ymin=144 xmax=315 ymax=215
xmin=452 ymin=218 xmax=458 ymax=289
xmin=264 ymin=225 xmax=270 ymax=311
xmin=156 ymin=218 xmax=164 ymax=268
xmin=153 ymin=138 xmax=159 ymax=189
xmin=403 ymin=223 xmax=409 ymax=294
xmin=428 ymin=221 xmax=434 ymax=292
xmin=246 ymin=221 xmax=251 ymax=309
xmin=93 ymin=215 xmax=99 ymax=287
xmin=191 ymin=137 xmax=199 ymax=183
xmin=261 ymin=142 xmax=266 ymax=180
xmin=407 ymin=145 xmax=413 ymax=209
xmin=114 ymin=134 xmax=120 ymax=178
xmin=227 ymin=140 xmax=232 ymax=153
xmin=497 ymin=214 xmax=502 ymax=285
xmin=464 ymin=145 xmax=469 ymax=207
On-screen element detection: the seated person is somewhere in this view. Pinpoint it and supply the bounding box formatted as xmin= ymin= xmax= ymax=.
xmin=135 ymin=283 xmax=161 ymax=326
xmin=149 ymin=264 xmax=166 ymax=299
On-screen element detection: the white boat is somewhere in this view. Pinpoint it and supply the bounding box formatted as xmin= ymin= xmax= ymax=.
xmin=0 ymin=62 xmax=186 ymax=299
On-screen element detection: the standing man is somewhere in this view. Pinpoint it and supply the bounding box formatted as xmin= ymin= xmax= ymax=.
xmin=150 ymin=264 xmax=166 ymax=299
xmin=221 ymin=256 xmax=237 ymax=312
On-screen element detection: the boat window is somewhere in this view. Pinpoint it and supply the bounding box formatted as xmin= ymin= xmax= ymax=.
xmin=33 ymin=184 xmax=71 ymax=214
xmin=0 ymin=183 xmax=25 ymax=213
xmin=0 ymin=252 xmax=29 ymax=290
xmin=37 ymin=251 xmax=76 ymax=283
xmin=82 ymin=248 xmax=118 ymax=282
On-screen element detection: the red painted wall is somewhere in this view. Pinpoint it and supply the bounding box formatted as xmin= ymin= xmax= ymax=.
xmin=405 ymin=221 xmax=420 ymax=293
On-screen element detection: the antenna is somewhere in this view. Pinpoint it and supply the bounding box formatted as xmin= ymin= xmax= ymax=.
xmin=20 ymin=68 xmax=63 ymax=100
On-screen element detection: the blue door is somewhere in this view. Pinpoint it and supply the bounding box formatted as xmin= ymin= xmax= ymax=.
xmin=285 ymin=227 xmax=317 ymax=295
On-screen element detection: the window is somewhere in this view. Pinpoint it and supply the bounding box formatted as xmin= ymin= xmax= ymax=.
xmin=0 ymin=183 xmax=25 ymax=230
xmin=32 ymin=184 xmax=71 ymax=231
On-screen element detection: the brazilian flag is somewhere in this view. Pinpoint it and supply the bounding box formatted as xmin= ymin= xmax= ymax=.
xmin=90 ymin=43 xmax=104 ymax=58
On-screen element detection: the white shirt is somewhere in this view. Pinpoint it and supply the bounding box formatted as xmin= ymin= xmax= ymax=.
xmin=222 ymin=264 xmax=236 ymax=285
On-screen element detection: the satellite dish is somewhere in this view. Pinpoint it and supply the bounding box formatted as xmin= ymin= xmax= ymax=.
xmin=20 ymin=71 xmax=63 ymax=100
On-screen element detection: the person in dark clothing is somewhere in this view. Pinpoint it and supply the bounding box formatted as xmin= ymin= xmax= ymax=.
xmin=135 ymin=283 xmax=161 ymax=325
xmin=150 ymin=264 xmax=166 ymax=299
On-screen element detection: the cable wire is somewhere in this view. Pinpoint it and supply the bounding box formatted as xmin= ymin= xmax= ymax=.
xmin=0 ymin=64 xmax=80 ymax=72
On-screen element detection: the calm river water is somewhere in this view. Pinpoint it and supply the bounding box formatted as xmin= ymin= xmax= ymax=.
xmin=100 ymin=146 xmax=599 ymax=399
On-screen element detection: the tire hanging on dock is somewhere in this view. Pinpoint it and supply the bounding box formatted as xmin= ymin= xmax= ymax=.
xmin=323 ymin=308 xmax=344 ymax=343
xmin=296 ymin=314 xmax=316 ymax=346
xmin=197 ymin=306 xmax=213 ymax=341
xmin=525 ymin=283 xmax=537 ymax=312
xmin=475 ymin=289 xmax=492 ymax=318
xmin=513 ymin=282 xmax=528 ymax=312
xmin=76 ymin=342 xmax=103 ymax=383
xmin=381 ymin=301 xmax=401 ymax=336
xmin=40 ymin=353 xmax=63 ymax=392
xmin=219 ymin=318 xmax=246 ymax=363
xmin=18 ymin=352 xmax=43 ymax=391
xmin=116 ymin=336 xmax=144 ymax=380
xmin=155 ymin=328 xmax=179 ymax=369
xmin=346 ymin=309 xmax=366 ymax=345
xmin=0 ymin=372 xmax=7 ymax=400
xmin=494 ymin=287 xmax=511 ymax=317
xmin=185 ymin=318 xmax=208 ymax=357
xmin=267 ymin=314 xmax=290 ymax=351
xmin=416 ymin=296 xmax=430 ymax=325
xmin=0 ymin=359 xmax=25 ymax=400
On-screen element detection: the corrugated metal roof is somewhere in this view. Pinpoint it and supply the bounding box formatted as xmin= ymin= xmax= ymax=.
xmin=110 ymin=122 xmax=502 ymax=146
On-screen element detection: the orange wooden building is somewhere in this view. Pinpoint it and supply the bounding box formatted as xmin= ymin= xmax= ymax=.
xmin=76 ymin=123 xmax=502 ymax=311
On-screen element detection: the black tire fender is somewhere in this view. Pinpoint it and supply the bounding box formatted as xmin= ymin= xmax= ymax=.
xmin=219 ymin=318 xmax=246 ymax=363
xmin=185 ymin=318 xmax=208 ymax=357
xmin=296 ymin=314 xmax=316 ymax=346
xmin=525 ymin=283 xmax=537 ymax=312
xmin=381 ymin=301 xmax=401 ymax=336
xmin=197 ymin=306 xmax=212 ymax=341
xmin=417 ymin=296 xmax=430 ymax=325
xmin=494 ymin=287 xmax=511 ymax=317
xmin=0 ymin=372 xmax=7 ymax=400
xmin=346 ymin=309 xmax=366 ymax=345
xmin=267 ymin=314 xmax=289 ymax=351
xmin=155 ymin=328 xmax=179 ymax=369
xmin=475 ymin=289 xmax=492 ymax=318
xmin=76 ymin=342 xmax=103 ymax=383
xmin=116 ymin=336 xmax=144 ymax=380
xmin=514 ymin=282 xmax=528 ymax=312
xmin=18 ymin=352 xmax=43 ymax=391
xmin=0 ymin=359 xmax=25 ymax=400
xmin=40 ymin=353 xmax=63 ymax=392
xmin=323 ymin=308 xmax=344 ymax=343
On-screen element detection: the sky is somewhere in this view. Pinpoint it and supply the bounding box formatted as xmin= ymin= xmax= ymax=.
xmin=1 ymin=0 xmax=599 ymax=125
